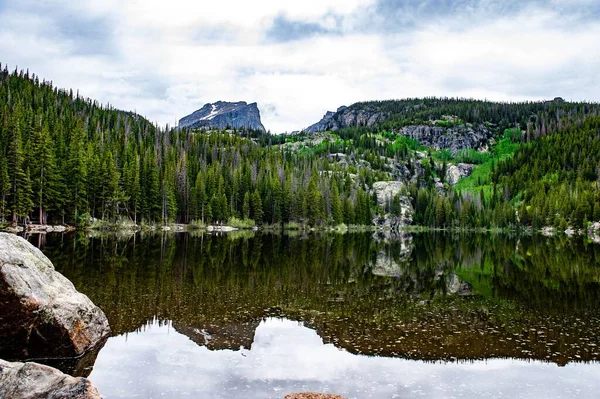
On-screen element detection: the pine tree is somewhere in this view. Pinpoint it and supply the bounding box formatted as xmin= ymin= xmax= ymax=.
xmin=330 ymin=182 xmax=343 ymax=225
xmin=6 ymin=108 xmax=32 ymax=224
xmin=30 ymin=124 xmax=58 ymax=224
xmin=250 ymin=189 xmax=263 ymax=223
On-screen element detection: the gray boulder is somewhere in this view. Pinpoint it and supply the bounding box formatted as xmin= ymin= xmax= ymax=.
xmin=0 ymin=360 xmax=101 ymax=399
xmin=0 ymin=233 xmax=110 ymax=359
xmin=445 ymin=163 xmax=474 ymax=185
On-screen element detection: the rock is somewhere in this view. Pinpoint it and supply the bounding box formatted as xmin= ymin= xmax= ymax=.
xmin=371 ymin=181 xmax=413 ymax=227
xmin=52 ymin=225 xmax=67 ymax=233
xmin=445 ymin=273 xmax=472 ymax=296
xmin=0 ymin=233 xmax=110 ymax=360
xmin=434 ymin=177 xmax=445 ymax=193
xmin=445 ymin=163 xmax=474 ymax=185
xmin=397 ymin=124 xmax=493 ymax=154
xmin=285 ymin=394 xmax=347 ymax=399
xmin=4 ymin=226 xmax=23 ymax=233
xmin=372 ymin=181 xmax=405 ymax=207
xmin=370 ymin=242 xmax=413 ymax=278
xmin=541 ymin=226 xmax=555 ymax=237
xmin=0 ymin=360 xmax=101 ymax=399
xmin=179 ymin=101 xmax=266 ymax=132
xmin=207 ymin=225 xmax=239 ymax=232
xmin=304 ymin=104 xmax=382 ymax=132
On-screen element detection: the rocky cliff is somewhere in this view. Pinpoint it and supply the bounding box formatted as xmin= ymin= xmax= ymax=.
xmin=397 ymin=124 xmax=493 ymax=154
xmin=304 ymin=102 xmax=493 ymax=153
xmin=179 ymin=101 xmax=266 ymax=132
xmin=304 ymin=105 xmax=385 ymax=132
xmin=304 ymin=106 xmax=347 ymax=133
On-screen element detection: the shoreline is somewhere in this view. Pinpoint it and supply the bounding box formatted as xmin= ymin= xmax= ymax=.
xmin=2 ymin=222 xmax=599 ymax=239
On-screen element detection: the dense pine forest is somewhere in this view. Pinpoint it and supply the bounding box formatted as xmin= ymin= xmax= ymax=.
xmin=1 ymin=64 xmax=600 ymax=231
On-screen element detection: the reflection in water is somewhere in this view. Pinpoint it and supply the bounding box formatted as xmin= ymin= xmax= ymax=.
xmin=90 ymin=318 xmax=599 ymax=399
xmin=27 ymin=231 xmax=600 ymax=388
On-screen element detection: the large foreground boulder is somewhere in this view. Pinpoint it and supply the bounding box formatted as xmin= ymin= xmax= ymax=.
xmin=0 ymin=360 xmax=100 ymax=399
xmin=0 ymin=233 xmax=110 ymax=359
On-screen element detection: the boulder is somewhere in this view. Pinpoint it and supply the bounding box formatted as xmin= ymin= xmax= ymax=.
xmin=0 ymin=233 xmax=110 ymax=360
xmin=0 ymin=360 xmax=101 ymax=399
xmin=445 ymin=163 xmax=474 ymax=185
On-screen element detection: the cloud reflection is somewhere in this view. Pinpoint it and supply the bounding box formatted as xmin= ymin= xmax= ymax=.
xmin=89 ymin=318 xmax=599 ymax=399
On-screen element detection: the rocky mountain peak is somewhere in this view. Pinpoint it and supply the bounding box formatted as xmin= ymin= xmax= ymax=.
xmin=179 ymin=101 xmax=266 ymax=132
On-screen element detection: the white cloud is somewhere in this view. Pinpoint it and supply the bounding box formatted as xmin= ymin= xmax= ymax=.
xmin=0 ymin=0 xmax=599 ymax=132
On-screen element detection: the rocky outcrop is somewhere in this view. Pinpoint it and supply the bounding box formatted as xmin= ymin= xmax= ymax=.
xmin=304 ymin=105 xmax=384 ymax=132
xmin=397 ymin=124 xmax=493 ymax=154
xmin=179 ymin=101 xmax=266 ymax=132
xmin=371 ymin=181 xmax=413 ymax=227
xmin=304 ymin=106 xmax=347 ymax=133
xmin=372 ymin=181 xmax=405 ymax=207
xmin=0 ymin=233 xmax=110 ymax=360
xmin=445 ymin=163 xmax=474 ymax=185
xmin=0 ymin=360 xmax=101 ymax=399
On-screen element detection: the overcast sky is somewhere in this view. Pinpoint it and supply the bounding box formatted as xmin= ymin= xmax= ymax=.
xmin=1 ymin=0 xmax=599 ymax=133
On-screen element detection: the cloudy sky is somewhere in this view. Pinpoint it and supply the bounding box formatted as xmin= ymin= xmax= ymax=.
xmin=1 ymin=0 xmax=599 ymax=133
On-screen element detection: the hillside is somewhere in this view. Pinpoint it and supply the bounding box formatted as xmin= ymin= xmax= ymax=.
xmin=1 ymin=65 xmax=600 ymax=232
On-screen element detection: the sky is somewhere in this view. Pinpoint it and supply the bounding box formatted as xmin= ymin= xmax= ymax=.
xmin=1 ymin=0 xmax=599 ymax=133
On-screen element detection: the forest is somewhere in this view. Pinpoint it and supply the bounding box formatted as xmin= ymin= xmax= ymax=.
xmin=1 ymin=64 xmax=600 ymax=230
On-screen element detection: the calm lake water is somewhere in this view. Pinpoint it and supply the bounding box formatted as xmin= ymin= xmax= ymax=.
xmin=29 ymin=231 xmax=600 ymax=398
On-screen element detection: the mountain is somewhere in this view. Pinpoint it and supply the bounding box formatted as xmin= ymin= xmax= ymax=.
xmin=304 ymin=106 xmax=347 ymax=133
xmin=178 ymin=101 xmax=265 ymax=132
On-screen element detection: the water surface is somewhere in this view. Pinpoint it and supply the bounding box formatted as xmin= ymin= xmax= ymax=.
xmin=30 ymin=232 xmax=600 ymax=398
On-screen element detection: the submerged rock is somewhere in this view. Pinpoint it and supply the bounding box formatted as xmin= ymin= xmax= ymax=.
xmin=0 ymin=233 xmax=110 ymax=360
xmin=0 ymin=360 xmax=101 ymax=399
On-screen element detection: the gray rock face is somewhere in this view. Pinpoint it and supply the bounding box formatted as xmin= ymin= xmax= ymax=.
xmin=371 ymin=181 xmax=413 ymax=227
xmin=304 ymin=105 xmax=385 ymax=132
xmin=304 ymin=106 xmax=347 ymax=133
xmin=397 ymin=124 xmax=493 ymax=154
xmin=372 ymin=181 xmax=406 ymax=207
xmin=0 ymin=360 xmax=101 ymax=399
xmin=445 ymin=163 xmax=474 ymax=185
xmin=179 ymin=101 xmax=266 ymax=132
xmin=0 ymin=233 xmax=110 ymax=360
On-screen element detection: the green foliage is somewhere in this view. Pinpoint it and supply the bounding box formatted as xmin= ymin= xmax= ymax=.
xmin=227 ymin=217 xmax=255 ymax=228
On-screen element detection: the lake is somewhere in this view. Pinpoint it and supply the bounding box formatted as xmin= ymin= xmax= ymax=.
xmin=27 ymin=231 xmax=600 ymax=398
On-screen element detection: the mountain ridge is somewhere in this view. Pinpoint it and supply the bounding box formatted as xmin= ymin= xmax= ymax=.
xmin=179 ymin=101 xmax=266 ymax=132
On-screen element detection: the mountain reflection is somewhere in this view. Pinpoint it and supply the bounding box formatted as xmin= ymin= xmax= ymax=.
xmin=34 ymin=231 xmax=600 ymax=367
xmin=89 ymin=318 xmax=600 ymax=399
